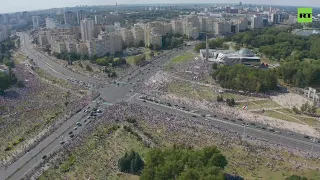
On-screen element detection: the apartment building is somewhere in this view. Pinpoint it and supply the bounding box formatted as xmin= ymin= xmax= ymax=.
xmin=171 ymin=19 xmax=183 ymax=35
xmin=121 ymin=28 xmax=134 ymax=47
xmin=132 ymin=26 xmax=145 ymax=46
xmin=80 ymin=18 xmax=94 ymax=41
xmin=32 ymin=16 xmax=40 ymax=30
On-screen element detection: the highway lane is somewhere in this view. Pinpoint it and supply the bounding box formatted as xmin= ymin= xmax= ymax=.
xmin=2 ymin=34 xmax=193 ymax=179
xmin=2 ymin=104 xmax=98 ymax=180
xmin=132 ymin=98 xmax=320 ymax=154
xmin=19 ymin=32 xmax=102 ymax=86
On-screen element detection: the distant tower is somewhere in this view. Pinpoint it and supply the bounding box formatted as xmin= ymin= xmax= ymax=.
xmin=205 ymin=34 xmax=209 ymax=62
xmin=116 ymin=3 xmax=118 ymax=13
xmin=239 ymin=1 xmax=242 ymax=6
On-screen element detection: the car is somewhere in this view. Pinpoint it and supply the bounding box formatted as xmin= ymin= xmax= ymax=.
xmin=231 ymin=119 xmax=236 ymax=122
xmin=76 ymin=122 xmax=82 ymax=126
xmin=223 ymin=117 xmax=228 ymax=120
xmin=143 ymin=100 xmax=146 ymax=103
xmin=42 ymin=155 xmax=47 ymax=159
xmin=304 ymin=135 xmax=310 ymax=139
xmin=69 ymin=131 xmax=73 ymax=135
xmin=237 ymin=118 xmax=243 ymax=121
xmin=242 ymin=123 xmax=245 ymax=126
xmin=70 ymin=134 xmax=75 ymax=138
xmin=74 ymin=127 xmax=78 ymax=130
xmin=206 ymin=114 xmax=212 ymax=117
xmin=261 ymin=127 xmax=266 ymax=130
xmin=287 ymin=132 xmax=293 ymax=135
xmin=192 ymin=115 xmax=197 ymax=118
xmin=60 ymin=141 xmax=65 ymax=144
xmin=250 ymin=123 xmax=256 ymax=126
xmin=213 ymin=115 xmax=217 ymax=117
xmin=275 ymin=131 xmax=281 ymax=134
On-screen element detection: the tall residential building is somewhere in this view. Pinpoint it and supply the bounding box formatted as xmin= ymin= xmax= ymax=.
xmin=22 ymin=11 xmax=28 ymax=21
xmin=94 ymin=15 xmax=104 ymax=24
xmin=132 ymin=26 xmax=145 ymax=46
xmin=80 ymin=18 xmax=94 ymax=41
xmin=121 ymin=28 xmax=134 ymax=47
xmin=251 ymin=15 xmax=264 ymax=29
xmin=87 ymin=39 xmax=106 ymax=57
xmin=0 ymin=25 xmax=9 ymax=43
xmin=32 ymin=16 xmax=40 ymax=30
xmin=171 ymin=19 xmax=183 ymax=35
xmin=199 ymin=17 xmax=207 ymax=32
xmin=214 ymin=21 xmax=231 ymax=35
xmin=64 ymin=11 xmax=77 ymax=25
xmin=15 ymin=12 xmax=20 ymax=23
xmin=45 ymin=18 xmax=57 ymax=29
xmin=106 ymin=32 xmax=122 ymax=54
xmin=188 ymin=27 xmax=199 ymax=40
xmin=149 ymin=34 xmax=162 ymax=48
xmin=98 ymin=32 xmax=122 ymax=54
xmin=270 ymin=13 xmax=281 ymax=24
xmin=77 ymin=10 xmax=88 ymax=25
xmin=0 ymin=14 xmax=9 ymax=25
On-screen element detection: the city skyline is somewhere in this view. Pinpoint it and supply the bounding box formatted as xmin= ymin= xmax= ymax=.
xmin=0 ymin=0 xmax=320 ymax=14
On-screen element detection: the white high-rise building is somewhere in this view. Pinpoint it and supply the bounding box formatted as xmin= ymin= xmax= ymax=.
xmin=32 ymin=16 xmax=40 ymax=30
xmin=214 ymin=21 xmax=231 ymax=35
xmin=171 ymin=19 xmax=183 ymax=35
xmin=251 ymin=15 xmax=263 ymax=29
xmin=80 ymin=18 xmax=94 ymax=41
xmin=45 ymin=18 xmax=57 ymax=29
xmin=132 ymin=26 xmax=145 ymax=46
xmin=98 ymin=32 xmax=122 ymax=54
xmin=64 ymin=11 xmax=77 ymax=25
xmin=121 ymin=28 xmax=134 ymax=47
xmin=77 ymin=10 xmax=88 ymax=25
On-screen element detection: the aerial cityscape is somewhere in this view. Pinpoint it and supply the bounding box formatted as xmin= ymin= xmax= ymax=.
xmin=1 ymin=1 xmax=320 ymax=180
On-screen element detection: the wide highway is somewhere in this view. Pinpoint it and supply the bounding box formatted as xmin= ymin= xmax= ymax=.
xmin=1 ymin=33 xmax=192 ymax=180
xmin=3 ymin=32 xmax=319 ymax=180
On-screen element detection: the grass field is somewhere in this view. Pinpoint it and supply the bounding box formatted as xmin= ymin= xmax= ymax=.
xmin=39 ymin=125 xmax=149 ymax=180
xmin=165 ymin=52 xmax=196 ymax=71
xmin=262 ymin=110 xmax=302 ymax=123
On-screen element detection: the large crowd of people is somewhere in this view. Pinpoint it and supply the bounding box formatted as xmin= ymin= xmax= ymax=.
xmin=25 ymin=101 xmax=320 ymax=179
xmin=0 ymin=63 xmax=99 ymax=168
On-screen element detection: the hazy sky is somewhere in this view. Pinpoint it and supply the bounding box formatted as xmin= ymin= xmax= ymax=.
xmin=0 ymin=0 xmax=319 ymax=14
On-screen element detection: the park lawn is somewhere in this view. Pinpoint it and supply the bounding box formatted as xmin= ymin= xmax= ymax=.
xmin=236 ymin=101 xmax=261 ymax=110
xmin=35 ymin=68 xmax=72 ymax=89
xmin=220 ymin=93 xmax=249 ymax=101
xmin=171 ymin=52 xmax=195 ymax=64
xmin=39 ymin=125 xmax=149 ymax=180
xmin=273 ymin=109 xmax=320 ymax=127
xmin=262 ymin=110 xmax=302 ymax=124
xmin=251 ymin=99 xmax=282 ymax=109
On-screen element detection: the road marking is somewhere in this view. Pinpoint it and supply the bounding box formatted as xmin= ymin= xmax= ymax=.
xmin=136 ymin=98 xmax=320 ymax=148
xmin=127 ymin=93 xmax=139 ymax=102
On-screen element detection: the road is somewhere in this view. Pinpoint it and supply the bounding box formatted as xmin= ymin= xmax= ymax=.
xmin=132 ymin=97 xmax=320 ymax=153
xmin=3 ymin=32 xmax=320 ymax=179
xmin=1 ymin=33 xmax=192 ymax=180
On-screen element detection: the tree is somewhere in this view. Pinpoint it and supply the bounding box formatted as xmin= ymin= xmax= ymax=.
xmin=0 ymin=72 xmax=10 ymax=94
xmin=285 ymin=175 xmax=308 ymax=180
xmin=86 ymin=65 xmax=93 ymax=71
xmin=138 ymin=40 xmax=145 ymax=47
xmin=118 ymin=150 xmax=144 ymax=175
xmin=140 ymin=146 xmax=227 ymax=180
xmin=212 ymin=63 xmax=218 ymax=70
xmin=149 ymin=51 xmax=155 ymax=58
xmin=133 ymin=55 xmax=146 ymax=66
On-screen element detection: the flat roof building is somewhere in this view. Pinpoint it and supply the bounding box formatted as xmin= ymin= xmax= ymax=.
xmin=200 ymin=48 xmax=260 ymax=66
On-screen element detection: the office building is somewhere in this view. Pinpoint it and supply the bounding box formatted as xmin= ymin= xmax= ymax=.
xmin=80 ymin=18 xmax=94 ymax=41
xmin=32 ymin=16 xmax=40 ymax=29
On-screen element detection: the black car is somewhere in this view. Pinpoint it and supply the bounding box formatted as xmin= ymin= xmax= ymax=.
xmin=42 ymin=155 xmax=47 ymax=159
xmin=231 ymin=119 xmax=236 ymax=122
xmin=223 ymin=117 xmax=228 ymax=120
xmin=143 ymin=100 xmax=146 ymax=102
xmin=237 ymin=118 xmax=243 ymax=121
xmin=69 ymin=131 xmax=73 ymax=135
xmin=304 ymin=135 xmax=310 ymax=139
xmin=192 ymin=115 xmax=197 ymax=118
xmin=70 ymin=134 xmax=75 ymax=138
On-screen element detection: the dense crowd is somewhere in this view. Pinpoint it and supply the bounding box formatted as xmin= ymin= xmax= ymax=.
xmin=25 ymin=101 xmax=320 ymax=179
xmin=0 ymin=63 xmax=99 ymax=168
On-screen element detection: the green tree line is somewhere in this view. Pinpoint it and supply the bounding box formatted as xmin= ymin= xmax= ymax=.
xmin=212 ymin=65 xmax=278 ymax=93
xmin=140 ymin=146 xmax=228 ymax=180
